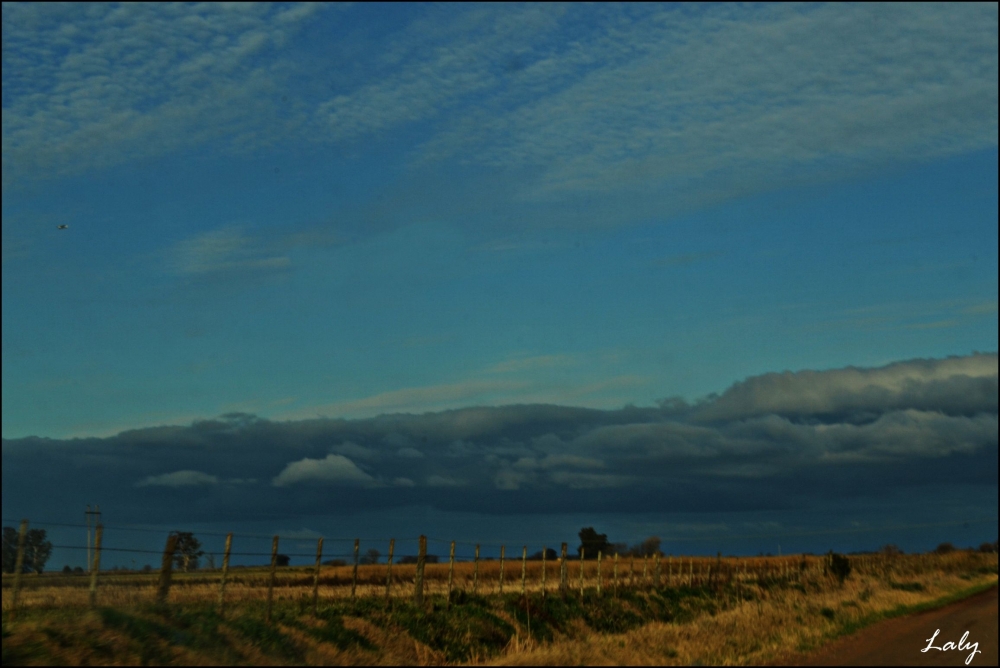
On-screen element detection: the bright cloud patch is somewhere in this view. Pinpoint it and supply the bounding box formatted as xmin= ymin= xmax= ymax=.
xmin=272 ymin=454 xmax=373 ymax=487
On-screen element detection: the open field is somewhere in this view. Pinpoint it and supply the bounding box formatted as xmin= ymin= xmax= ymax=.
xmin=2 ymin=550 xmax=997 ymax=665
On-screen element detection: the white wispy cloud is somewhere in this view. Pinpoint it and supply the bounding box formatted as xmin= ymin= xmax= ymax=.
xmin=5 ymin=3 xmax=994 ymax=231
xmin=136 ymin=469 xmax=218 ymax=487
xmin=419 ymin=3 xmax=997 ymax=206
xmin=170 ymin=226 xmax=290 ymax=276
xmin=290 ymin=379 xmax=530 ymax=420
xmin=2 ymin=2 xmax=328 ymax=185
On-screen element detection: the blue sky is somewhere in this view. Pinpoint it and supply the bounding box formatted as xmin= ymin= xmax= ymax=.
xmin=2 ymin=3 xmax=997 ymax=560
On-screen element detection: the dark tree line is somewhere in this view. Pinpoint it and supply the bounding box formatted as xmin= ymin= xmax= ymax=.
xmin=577 ymin=527 xmax=663 ymax=559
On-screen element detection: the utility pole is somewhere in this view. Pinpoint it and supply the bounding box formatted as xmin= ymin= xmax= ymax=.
xmin=85 ymin=505 xmax=101 ymax=571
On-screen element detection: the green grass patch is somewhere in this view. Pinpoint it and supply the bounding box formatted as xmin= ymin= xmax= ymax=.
xmin=889 ymin=581 xmax=924 ymax=592
xmin=225 ymin=613 xmax=305 ymax=662
xmin=834 ymin=580 xmax=998 ymax=639
xmin=303 ymin=609 xmax=376 ymax=652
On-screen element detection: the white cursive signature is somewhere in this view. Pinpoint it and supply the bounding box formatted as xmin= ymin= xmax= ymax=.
xmin=921 ymin=629 xmax=981 ymax=665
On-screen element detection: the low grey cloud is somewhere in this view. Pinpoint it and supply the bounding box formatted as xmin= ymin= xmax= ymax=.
xmin=693 ymin=353 xmax=998 ymax=423
xmin=3 ymin=353 xmax=995 ymax=525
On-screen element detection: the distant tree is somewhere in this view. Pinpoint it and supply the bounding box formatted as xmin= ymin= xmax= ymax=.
xmin=626 ymin=536 xmax=662 ymax=558
xmin=2 ymin=526 xmax=53 ymax=574
xmin=205 ymin=553 xmax=216 ymax=570
xmin=528 ymin=548 xmax=558 ymax=561
xmin=62 ymin=565 xmax=73 ymax=574
xmin=276 ymin=554 xmax=291 ymax=567
xmin=980 ymin=541 xmax=998 ymax=554
xmin=879 ymin=544 xmax=904 ymax=556
xmin=170 ymin=531 xmax=204 ymax=572
xmin=577 ymin=527 xmax=614 ymax=560
xmin=323 ymin=558 xmax=347 ymax=567
xmin=73 ymin=566 xmax=84 ymax=574
xmin=359 ymin=548 xmax=381 ymax=565
xmin=934 ymin=542 xmax=956 ymax=555
xmin=143 ymin=564 xmax=153 ymax=572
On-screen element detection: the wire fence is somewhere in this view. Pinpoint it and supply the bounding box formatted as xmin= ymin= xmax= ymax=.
xmin=2 ymin=516 xmax=997 ymax=622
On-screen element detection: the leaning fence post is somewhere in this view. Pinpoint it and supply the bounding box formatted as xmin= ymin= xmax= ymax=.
xmin=541 ymin=546 xmax=547 ymax=597
xmin=579 ymin=548 xmax=585 ymax=595
xmin=351 ymin=539 xmax=359 ymax=601
xmin=384 ymin=539 xmax=395 ymax=604
xmin=156 ymin=533 xmax=178 ymax=607
xmin=447 ymin=541 xmax=456 ymax=604
xmin=217 ymin=533 xmax=233 ymax=616
xmin=499 ymin=545 xmax=506 ymax=594
xmin=414 ymin=535 xmax=427 ymax=606
xmin=88 ymin=524 xmax=103 ymax=608
xmin=266 ymin=535 xmax=279 ymax=624
xmin=9 ymin=519 xmax=28 ymax=622
xmin=473 ymin=544 xmax=480 ymax=594
xmin=597 ymin=551 xmax=602 ymax=597
xmin=312 ymin=537 xmax=324 ymax=616
xmin=520 ymin=546 xmax=528 ymax=596
xmin=559 ymin=543 xmax=568 ymax=594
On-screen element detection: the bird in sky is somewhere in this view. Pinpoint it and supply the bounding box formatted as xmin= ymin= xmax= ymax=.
xmin=57 ymin=224 xmax=68 ymax=230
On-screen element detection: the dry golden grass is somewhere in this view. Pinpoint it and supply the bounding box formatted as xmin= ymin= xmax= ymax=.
xmin=2 ymin=551 xmax=996 ymax=666
xmin=485 ymin=552 xmax=999 ymax=666
xmin=1 ymin=554 xmax=828 ymax=611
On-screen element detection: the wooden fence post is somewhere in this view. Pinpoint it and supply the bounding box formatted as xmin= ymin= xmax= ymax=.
xmin=351 ymin=539 xmax=359 ymax=601
xmin=499 ymin=545 xmax=505 ymax=594
xmin=541 ymin=546 xmax=547 ymax=597
xmin=217 ymin=533 xmax=233 ymax=616
xmin=559 ymin=543 xmax=568 ymax=594
xmin=88 ymin=524 xmax=103 ymax=608
xmin=8 ymin=519 xmax=28 ymax=622
xmin=156 ymin=533 xmax=178 ymax=607
xmin=653 ymin=553 xmax=660 ymax=587
xmin=473 ymin=544 xmax=480 ymax=594
xmin=614 ymin=553 xmax=619 ymax=598
xmin=312 ymin=537 xmax=324 ymax=616
xmin=596 ymin=551 xmax=602 ymax=597
xmin=447 ymin=541 xmax=456 ymax=604
xmin=384 ymin=539 xmax=395 ymax=604
xmin=579 ymin=548 xmax=585 ymax=595
xmin=266 ymin=535 xmax=279 ymax=624
xmin=520 ymin=546 xmax=527 ymax=596
xmin=414 ymin=535 xmax=427 ymax=606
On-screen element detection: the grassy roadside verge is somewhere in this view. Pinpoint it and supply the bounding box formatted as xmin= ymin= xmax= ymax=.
xmin=3 ymin=554 xmax=997 ymax=666
xmin=488 ymin=570 xmax=998 ymax=665
xmin=832 ymin=578 xmax=998 ymax=640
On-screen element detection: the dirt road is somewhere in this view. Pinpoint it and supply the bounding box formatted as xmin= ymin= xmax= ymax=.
xmin=780 ymin=585 xmax=998 ymax=666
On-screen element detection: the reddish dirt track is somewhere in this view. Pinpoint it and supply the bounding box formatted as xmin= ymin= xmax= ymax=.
xmin=775 ymin=585 xmax=998 ymax=666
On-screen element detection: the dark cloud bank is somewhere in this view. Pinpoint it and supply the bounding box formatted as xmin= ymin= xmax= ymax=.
xmin=4 ymin=353 xmax=996 ymax=538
